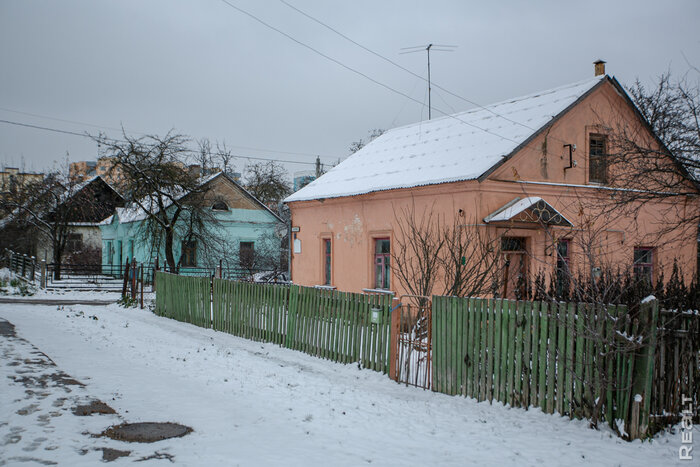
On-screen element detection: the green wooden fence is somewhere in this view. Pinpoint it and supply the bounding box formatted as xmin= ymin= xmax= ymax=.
xmin=155 ymin=272 xmax=392 ymax=373
xmin=155 ymin=272 xmax=211 ymax=327
xmin=431 ymin=296 xmax=659 ymax=439
xmin=212 ymin=279 xmax=289 ymax=345
xmin=285 ymin=287 xmax=392 ymax=372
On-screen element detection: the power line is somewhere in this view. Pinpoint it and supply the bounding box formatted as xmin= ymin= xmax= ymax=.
xmin=0 ymin=106 xmax=337 ymax=160
xmin=278 ymin=0 xmax=574 ymax=146
xmin=0 ymin=118 xmax=87 ymax=138
xmin=219 ymin=0 xmax=524 ymax=147
xmin=0 ymin=118 xmax=327 ymax=167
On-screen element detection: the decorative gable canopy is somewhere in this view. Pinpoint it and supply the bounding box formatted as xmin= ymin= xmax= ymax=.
xmin=286 ymin=75 xmax=607 ymax=203
xmin=484 ymin=197 xmax=572 ymax=227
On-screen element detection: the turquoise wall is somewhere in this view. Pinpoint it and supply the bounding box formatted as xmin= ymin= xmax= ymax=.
xmin=100 ymin=206 xmax=282 ymax=272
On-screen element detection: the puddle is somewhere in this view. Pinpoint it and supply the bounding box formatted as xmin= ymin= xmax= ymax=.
xmin=73 ymin=400 xmax=116 ymax=416
xmin=98 ymin=447 xmax=131 ymax=462
xmin=100 ymin=422 xmax=192 ymax=443
xmin=0 ymin=319 xmax=16 ymax=337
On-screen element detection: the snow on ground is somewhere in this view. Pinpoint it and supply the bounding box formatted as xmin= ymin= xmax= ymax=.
xmin=0 ymin=301 xmax=687 ymax=466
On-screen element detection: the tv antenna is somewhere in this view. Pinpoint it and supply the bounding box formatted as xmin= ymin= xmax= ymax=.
xmin=400 ymin=43 xmax=457 ymax=120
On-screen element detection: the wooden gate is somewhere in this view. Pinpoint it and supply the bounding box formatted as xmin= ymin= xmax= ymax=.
xmin=391 ymin=295 xmax=432 ymax=389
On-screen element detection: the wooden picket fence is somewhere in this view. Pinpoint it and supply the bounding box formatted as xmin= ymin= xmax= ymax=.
xmin=651 ymin=309 xmax=699 ymax=427
xmin=212 ymin=279 xmax=289 ymax=345
xmin=155 ymin=272 xmax=392 ymax=373
xmin=285 ymin=287 xmax=392 ymax=372
xmin=431 ymin=297 xmax=660 ymax=439
xmin=155 ymin=273 xmax=211 ymax=328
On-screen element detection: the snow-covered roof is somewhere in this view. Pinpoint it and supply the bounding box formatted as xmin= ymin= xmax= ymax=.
xmin=285 ymin=75 xmax=606 ymax=202
xmin=115 ymin=172 xmax=223 ymax=224
xmin=484 ymin=196 xmax=573 ymax=227
xmin=113 ymin=171 xmax=284 ymax=224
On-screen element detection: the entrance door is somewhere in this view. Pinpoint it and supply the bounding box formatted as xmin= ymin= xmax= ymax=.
xmin=501 ymin=237 xmax=528 ymax=299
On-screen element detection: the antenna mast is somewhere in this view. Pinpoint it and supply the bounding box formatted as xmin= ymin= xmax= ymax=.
xmin=400 ymin=43 xmax=457 ymax=120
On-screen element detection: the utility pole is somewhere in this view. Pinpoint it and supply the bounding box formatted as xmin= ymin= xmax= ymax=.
xmin=315 ymin=156 xmax=322 ymax=178
xmin=400 ymin=43 xmax=457 ymax=120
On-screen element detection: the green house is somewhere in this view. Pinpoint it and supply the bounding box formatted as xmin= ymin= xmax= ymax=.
xmin=100 ymin=172 xmax=284 ymax=276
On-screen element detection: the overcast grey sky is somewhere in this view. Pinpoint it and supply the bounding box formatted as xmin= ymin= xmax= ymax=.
xmin=1 ymin=0 xmax=699 ymax=178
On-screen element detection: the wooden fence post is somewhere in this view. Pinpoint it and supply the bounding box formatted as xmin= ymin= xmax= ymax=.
xmin=389 ymin=299 xmax=400 ymax=382
xmin=40 ymin=260 xmax=46 ymax=289
xmin=285 ymin=285 xmax=300 ymax=349
xmin=21 ymin=254 xmax=27 ymax=277
xmin=131 ymin=259 xmax=137 ymax=300
xmin=121 ymin=258 xmax=130 ymax=298
xmin=628 ymin=298 xmax=660 ymax=439
xmin=139 ymin=265 xmax=144 ymax=309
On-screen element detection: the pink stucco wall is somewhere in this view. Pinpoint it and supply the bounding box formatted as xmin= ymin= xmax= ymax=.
xmin=288 ymin=81 xmax=698 ymax=296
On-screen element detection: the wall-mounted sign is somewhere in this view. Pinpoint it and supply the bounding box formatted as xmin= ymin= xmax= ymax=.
xmin=293 ymin=238 xmax=302 ymax=254
xmin=291 ymin=226 xmax=300 ymax=232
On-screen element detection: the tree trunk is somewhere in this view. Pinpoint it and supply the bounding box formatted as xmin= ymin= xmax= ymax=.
xmin=52 ymin=243 xmax=62 ymax=280
xmin=164 ymin=228 xmax=177 ymax=272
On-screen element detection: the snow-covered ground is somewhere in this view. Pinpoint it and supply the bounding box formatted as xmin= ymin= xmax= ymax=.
xmin=0 ymin=300 xmax=688 ymax=466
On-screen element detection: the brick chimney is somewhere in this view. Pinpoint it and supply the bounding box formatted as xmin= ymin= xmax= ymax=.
xmin=594 ymin=59 xmax=606 ymax=77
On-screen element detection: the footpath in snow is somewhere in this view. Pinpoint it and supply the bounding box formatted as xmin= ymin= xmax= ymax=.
xmin=0 ymin=300 xmax=689 ymax=466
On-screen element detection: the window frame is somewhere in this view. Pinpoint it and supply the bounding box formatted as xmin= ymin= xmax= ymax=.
xmin=374 ymin=238 xmax=391 ymax=290
xmin=212 ymin=200 xmax=229 ymax=211
xmin=555 ymin=238 xmax=571 ymax=298
xmin=66 ymin=233 xmax=83 ymax=252
xmin=181 ymin=239 xmax=197 ymax=267
xmin=589 ymin=133 xmax=608 ymax=184
xmin=239 ymin=241 xmax=255 ymax=268
xmin=323 ymin=238 xmax=332 ymax=285
xmin=633 ymin=247 xmax=654 ymax=284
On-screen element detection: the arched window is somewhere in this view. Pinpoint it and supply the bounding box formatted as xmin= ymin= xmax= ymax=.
xmin=212 ymin=201 xmax=228 ymax=211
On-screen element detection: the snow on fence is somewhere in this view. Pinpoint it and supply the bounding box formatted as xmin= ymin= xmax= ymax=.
xmin=430 ymin=297 xmax=694 ymax=440
xmin=155 ymin=272 xmax=392 ymax=373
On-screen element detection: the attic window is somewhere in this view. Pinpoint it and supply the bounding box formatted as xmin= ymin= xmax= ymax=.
xmin=212 ymin=201 xmax=228 ymax=211
xmin=589 ymin=134 xmax=607 ymax=184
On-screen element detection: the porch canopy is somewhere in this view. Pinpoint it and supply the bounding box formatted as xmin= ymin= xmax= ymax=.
xmin=483 ymin=197 xmax=573 ymax=227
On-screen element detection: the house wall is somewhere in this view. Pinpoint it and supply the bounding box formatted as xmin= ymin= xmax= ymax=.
xmin=100 ymin=176 xmax=283 ymax=271
xmin=37 ymin=225 xmax=103 ymax=264
xmin=287 ymin=81 xmax=699 ymax=296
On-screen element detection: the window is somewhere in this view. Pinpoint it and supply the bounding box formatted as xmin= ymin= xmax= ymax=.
xmin=107 ymin=241 xmax=113 ymax=266
xmin=323 ymin=239 xmax=332 ymax=285
xmin=182 ymin=240 xmax=197 ymax=267
xmin=556 ymin=239 xmax=571 ymax=298
xmin=374 ymin=238 xmax=390 ymax=289
xmin=589 ymin=134 xmax=607 ymax=183
xmin=633 ymin=247 xmax=654 ymax=284
xmin=66 ymin=233 xmax=83 ymax=252
xmin=501 ymin=237 xmax=525 ymax=252
xmin=128 ymin=239 xmax=134 ymax=261
xmin=239 ymin=241 xmax=254 ymax=268
xmin=212 ymin=201 xmax=228 ymax=211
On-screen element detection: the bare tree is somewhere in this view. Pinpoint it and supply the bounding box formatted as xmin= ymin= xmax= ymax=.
xmin=222 ymin=230 xmax=286 ymax=281
xmin=349 ymin=128 xmax=385 ymax=154
xmin=597 ymin=72 xmax=700 ymax=233
xmin=215 ymin=141 xmax=236 ymax=178
xmin=0 ymin=169 xmax=106 ymax=278
xmin=390 ymin=201 xmax=504 ymax=299
xmin=243 ymin=161 xmax=291 ymax=210
xmin=94 ymin=131 xmax=220 ymax=272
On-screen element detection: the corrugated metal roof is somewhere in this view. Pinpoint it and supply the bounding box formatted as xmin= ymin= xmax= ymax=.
xmin=286 ymin=75 xmax=605 ymax=202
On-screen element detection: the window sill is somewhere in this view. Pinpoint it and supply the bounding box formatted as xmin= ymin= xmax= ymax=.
xmin=362 ymin=288 xmax=395 ymax=295
xmin=314 ymin=284 xmax=336 ymax=290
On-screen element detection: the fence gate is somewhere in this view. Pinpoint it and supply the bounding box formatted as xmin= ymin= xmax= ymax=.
xmin=391 ymin=295 xmax=432 ymax=389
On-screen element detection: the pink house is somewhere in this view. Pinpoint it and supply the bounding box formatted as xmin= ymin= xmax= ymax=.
xmin=285 ymin=67 xmax=698 ymax=299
